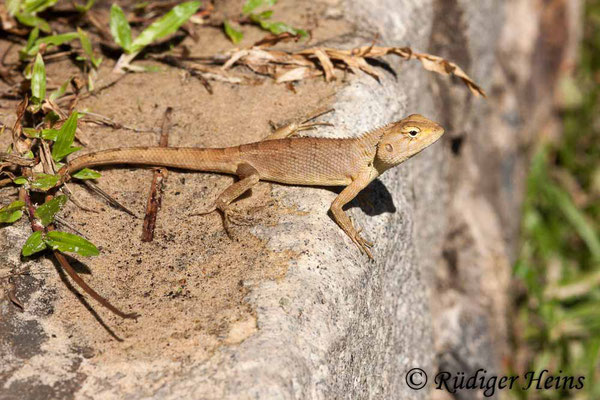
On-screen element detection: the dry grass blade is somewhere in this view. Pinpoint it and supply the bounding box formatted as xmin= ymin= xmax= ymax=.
xmin=83 ymin=180 xmax=138 ymax=218
xmin=7 ymin=278 xmax=24 ymax=310
xmin=11 ymin=96 xmax=29 ymax=153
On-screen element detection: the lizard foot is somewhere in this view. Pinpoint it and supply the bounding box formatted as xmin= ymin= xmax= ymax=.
xmin=190 ymin=205 xmax=217 ymax=216
xmin=268 ymin=108 xmax=334 ymax=139
xmin=222 ymin=208 xmax=256 ymax=240
xmin=351 ymin=228 xmax=374 ymax=259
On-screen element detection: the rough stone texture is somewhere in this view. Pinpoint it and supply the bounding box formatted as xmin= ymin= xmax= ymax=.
xmin=0 ymin=0 xmax=579 ymax=399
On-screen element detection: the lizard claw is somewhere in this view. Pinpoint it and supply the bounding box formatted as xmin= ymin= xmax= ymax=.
xmin=222 ymin=208 xmax=256 ymax=240
xmin=349 ymin=224 xmax=373 ymax=259
xmin=224 ymin=208 xmax=255 ymax=226
xmin=293 ymin=121 xmax=334 ymax=134
xmin=268 ymin=109 xmax=335 ymax=139
xmin=355 ymin=227 xmax=374 ymax=248
xmin=352 ymin=233 xmax=374 ymax=259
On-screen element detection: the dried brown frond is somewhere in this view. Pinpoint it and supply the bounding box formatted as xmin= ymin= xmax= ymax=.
xmin=211 ymin=44 xmax=486 ymax=96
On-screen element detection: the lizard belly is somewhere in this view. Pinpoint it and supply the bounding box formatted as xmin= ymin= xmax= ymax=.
xmin=252 ymin=155 xmax=354 ymax=185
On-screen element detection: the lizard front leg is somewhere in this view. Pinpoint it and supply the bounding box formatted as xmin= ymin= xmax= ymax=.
xmin=330 ymin=169 xmax=376 ymax=259
xmin=195 ymin=163 xmax=261 ymax=237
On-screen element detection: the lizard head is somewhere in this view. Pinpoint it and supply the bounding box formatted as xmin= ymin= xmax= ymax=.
xmin=374 ymin=114 xmax=445 ymax=171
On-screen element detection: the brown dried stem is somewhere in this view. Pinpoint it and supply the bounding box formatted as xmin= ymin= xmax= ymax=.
xmin=141 ymin=107 xmax=172 ymax=242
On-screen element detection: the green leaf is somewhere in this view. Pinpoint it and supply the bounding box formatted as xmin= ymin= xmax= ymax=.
xmin=242 ymin=0 xmax=276 ymax=15
xmin=74 ymin=0 xmax=95 ymax=13
xmin=45 ymin=231 xmax=99 ymax=256
xmin=129 ymin=1 xmax=201 ymax=54
xmin=23 ymin=127 xmax=40 ymax=138
xmin=253 ymin=10 xmax=273 ymax=19
xmin=77 ymin=28 xmax=101 ymax=68
xmin=34 ymin=195 xmax=67 ymax=226
xmin=110 ymin=4 xmax=132 ymax=53
xmin=44 ymin=111 xmax=60 ymax=124
xmin=544 ymin=184 xmax=600 ymax=261
xmin=0 ymin=200 xmax=25 ymax=224
xmin=31 ymin=173 xmax=60 ymax=191
xmin=41 ymin=128 xmax=59 ymax=140
xmin=49 ymin=77 xmax=72 ymax=102
xmin=13 ymin=177 xmax=28 ymax=185
xmin=22 ymin=231 xmax=47 ymax=256
xmin=24 ymin=26 xmax=40 ymax=54
xmin=224 ymin=20 xmax=243 ymax=44
xmin=25 ymin=32 xmax=80 ymax=57
xmin=15 ymin=13 xmax=51 ymax=32
xmin=31 ymin=53 xmax=46 ymax=101
xmin=23 ymin=0 xmax=57 ymax=14
xmin=252 ymin=16 xmax=307 ymax=36
xmin=6 ymin=0 xmax=20 ymax=16
xmin=72 ymin=168 xmax=101 ymax=180
xmin=52 ymin=112 xmax=80 ymax=162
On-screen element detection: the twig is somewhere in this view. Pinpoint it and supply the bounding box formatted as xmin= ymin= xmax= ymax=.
xmin=52 ymin=249 xmax=139 ymax=319
xmin=0 ymin=177 xmax=13 ymax=187
xmin=151 ymin=55 xmax=213 ymax=93
xmin=79 ymin=111 xmax=154 ymax=133
xmin=0 ymin=152 xmax=35 ymax=167
xmin=141 ymin=107 xmax=172 ymax=242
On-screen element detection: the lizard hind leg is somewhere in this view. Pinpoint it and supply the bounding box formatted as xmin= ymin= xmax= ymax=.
xmin=200 ymin=163 xmax=261 ymax=239
xmin=264 ymin=108 xmax=335 ymax=141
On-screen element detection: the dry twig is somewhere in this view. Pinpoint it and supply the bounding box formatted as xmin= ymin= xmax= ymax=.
xmin=141 ymin=107 xmax=172 ymax=242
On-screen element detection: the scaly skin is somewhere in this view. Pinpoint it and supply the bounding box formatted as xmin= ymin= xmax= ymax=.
xmin=60 ymin=114 xmax=444 ymax=258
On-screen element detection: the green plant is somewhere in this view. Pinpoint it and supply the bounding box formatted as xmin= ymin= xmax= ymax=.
xmin=510 ymin=1 xmax=600 ymax=398
xmin=6 ymin=0 xmax=56 ymax=32
xmin=73 ymin=0 xmax=95 ymax=13
xmin=3 ymin=53 xmax=104 ymax=257
xmin=110 ymin=1 xmax=201 ymax=72
xmin=224 ymin=0 xmax=307 ymax=44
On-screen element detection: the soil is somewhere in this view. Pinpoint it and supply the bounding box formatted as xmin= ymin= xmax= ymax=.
xmin=0 ymin=0 xmax=353 ymax=370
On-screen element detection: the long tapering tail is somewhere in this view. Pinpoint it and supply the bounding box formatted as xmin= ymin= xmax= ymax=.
xmin=60 ymin=146 xmax=241 ymax=178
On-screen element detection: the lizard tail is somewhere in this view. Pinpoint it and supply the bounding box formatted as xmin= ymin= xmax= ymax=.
xmin=59 ymin=147 xmax=241 ymax=179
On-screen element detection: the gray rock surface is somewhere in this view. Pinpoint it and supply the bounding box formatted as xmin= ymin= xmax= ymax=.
xmin=0 ymin=0 xmax=579 ymax=399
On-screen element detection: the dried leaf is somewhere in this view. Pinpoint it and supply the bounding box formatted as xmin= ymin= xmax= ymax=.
xmin=276 ymin=66 xmax=320 ymax=83
xmin=313 ymin=49 xmax=335 ymax=82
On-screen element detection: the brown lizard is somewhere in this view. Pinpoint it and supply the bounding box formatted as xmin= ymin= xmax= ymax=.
xmin=59 ymin=113 xmax=444 ymax=258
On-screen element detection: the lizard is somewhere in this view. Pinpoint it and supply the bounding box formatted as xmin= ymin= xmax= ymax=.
xmin=58 ymin=112 xmax=444 ymax=259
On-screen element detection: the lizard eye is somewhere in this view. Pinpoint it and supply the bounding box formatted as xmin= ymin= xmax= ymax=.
xmin=385 ymin=143 xmax=393 ymax=152
xmin=409 ymin=130 xmax=419 ymax=137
